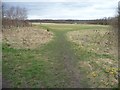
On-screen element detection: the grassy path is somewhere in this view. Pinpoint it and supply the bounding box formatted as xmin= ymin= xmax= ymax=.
xmin=37 ymin=24 xmax=92 ymax=87
xmin=40 ymin=30 xmax=84 ymax=87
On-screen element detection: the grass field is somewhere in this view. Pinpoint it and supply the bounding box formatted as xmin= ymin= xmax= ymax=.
xmin=2 ymin=23 xmax=118 ymax=88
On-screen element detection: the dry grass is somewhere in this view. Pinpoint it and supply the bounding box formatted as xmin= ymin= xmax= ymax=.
xmin=3 ymin=27 xmax=53 ymax=49
xmin=67 ymin=28 xmax=118 ymax=88
xmin=67 ymin=28 xmax=118 ymax=57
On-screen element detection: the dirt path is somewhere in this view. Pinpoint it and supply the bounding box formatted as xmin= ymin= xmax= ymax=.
xmin=55 ymin=31 xmax=82 ymax=87
xmin=41 ymin=29 xmax=87 ymax=88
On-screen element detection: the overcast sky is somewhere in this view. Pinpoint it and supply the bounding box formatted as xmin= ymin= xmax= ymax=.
xmin=2 ymin=0 xmax=119 ymax=20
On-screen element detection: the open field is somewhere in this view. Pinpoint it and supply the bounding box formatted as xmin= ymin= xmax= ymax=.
xmin=2 ymin=23 xmax=118 ymax=88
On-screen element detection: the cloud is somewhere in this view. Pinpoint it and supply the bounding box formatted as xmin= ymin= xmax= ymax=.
xmin=3 ymin=0 xmax=120 ymax=2
xmin=3 ymin=1 xmax=119 ymax=20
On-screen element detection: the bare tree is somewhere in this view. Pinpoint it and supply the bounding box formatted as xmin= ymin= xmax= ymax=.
xmin=2 ymin=3 xmax=7 ymax=19
xmin=0 ymin=1 xmax=2 ymax=31
xmin=118 ymin=1 xmax=120 ymax=59
xmin=118 ymin=1 xmax=120 ymax=29
xmin=15 ymin=6 xmax=27 ymax=20
xmin=2 ymin=3 xmax=29 ymax=28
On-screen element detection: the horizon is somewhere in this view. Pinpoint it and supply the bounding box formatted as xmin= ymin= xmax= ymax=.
xmin=2 ymin=0 xmax=119 ymax=20
xmin=27 ymin=18 xmax=114 ymax=20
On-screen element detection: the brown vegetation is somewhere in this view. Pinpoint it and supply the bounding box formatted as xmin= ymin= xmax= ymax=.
xmin=3 ymin=27 xmax=53 ymax=49
xmin=67 ymin=28 xmax=118 ymax=87
xmin=67 ymin=28 xmax=118 ymax=57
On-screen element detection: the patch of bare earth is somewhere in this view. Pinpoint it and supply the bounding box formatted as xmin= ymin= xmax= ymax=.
xmin=2 ymin=27 xmax=53 ymax=49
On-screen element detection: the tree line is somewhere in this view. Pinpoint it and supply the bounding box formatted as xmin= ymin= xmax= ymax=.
xmin=29 ymin=17 xmax=116 ymax=25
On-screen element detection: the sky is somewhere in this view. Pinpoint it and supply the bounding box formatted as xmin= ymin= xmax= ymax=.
xmin=2 ymin=0 xmax=120 ymax=20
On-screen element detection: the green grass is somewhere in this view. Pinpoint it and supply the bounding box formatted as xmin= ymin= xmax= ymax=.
xmin=3 ymin=23 xmax=117 ymax=88
xmin=38 ymin=23 xmax=108 ymax=31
